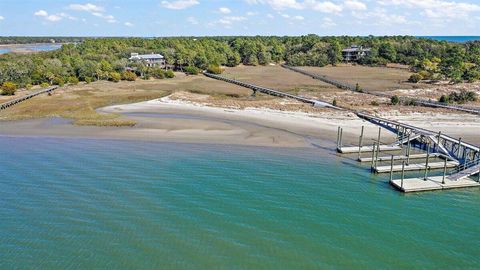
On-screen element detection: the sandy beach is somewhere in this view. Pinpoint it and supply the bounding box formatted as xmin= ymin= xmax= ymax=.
xmin=1 ymin=94 xmax=480 ymax=148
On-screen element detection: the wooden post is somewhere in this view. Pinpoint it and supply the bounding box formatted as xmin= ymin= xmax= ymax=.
xmin=401 ymin=161 xmax=405 ymax=189
xmin=389 ymin=155 xmax=394 ymax=182
xmin=436 ymin=131 xmax=442 ymax=152
xmin=337 ymin=127 xmax=340 ymax=149
xmin=442 ymin=158 xmax=447 ymax=184
xmin=457 ymin=138 xmax=462 ymax=157
xmin=357 ymin=126 xmax=364 ymax=161
xmin=374 ymin=141 xmax=380 ymax=172
xmin=371 ymin=143 xmax=376 ymax=172
xmin=339 ymin=128 xmax=343 ymax=149
xmin=377 ymin=127 xmax=382 ymax=147
xmin=406 ymin=134 xmax=411 ymax=165
xmin=424 ymin=145 xmax=430 ymax=181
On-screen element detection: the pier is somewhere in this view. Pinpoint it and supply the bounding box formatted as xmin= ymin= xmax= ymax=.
xmin=203 ymin=72 xmax=338 ymax=109
xmin=283 ymin=65 xmax=480 ymax=115
xmin=203 ymin=70 xmax=480 ymax=193
xmin=0 ymin=86 xmax=58 ymax=111
xmin=336 ymin=115 xmax=480 ymax=192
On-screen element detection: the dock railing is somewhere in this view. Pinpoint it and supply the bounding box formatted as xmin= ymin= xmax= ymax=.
xmin=0 ymin=86 xmax=58 ymax=111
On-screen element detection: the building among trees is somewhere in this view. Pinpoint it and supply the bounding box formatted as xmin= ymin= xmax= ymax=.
xmin=129 ymin=53 xmax=165 ymax=68
xmin=342 ymin=45 xmax=371 ymax=62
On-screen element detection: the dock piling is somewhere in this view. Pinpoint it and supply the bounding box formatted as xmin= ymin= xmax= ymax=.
xmin=339 ymin=128 xmax=343 ymax=149
xmin=336 ymin=127 xmax=340 ymax=149
xmin=374 ymin=141 xmax=380 ymax=172
xmin=357 ymin=126 xmax=364 ymax=161
xmin=406 ymin=134 xmax=411 ymax=165
xmin=389 ymin=155 xmax=394 ymax=182
xmin=401 ymin=161 xmax=406 ymax=189
xmin=370 ymin=143 xmax=376 ymax=172
xmin=442 ymin=159 xmax=447 ymax=184
xmin=424 ymin=144 xmax=430 ymax=181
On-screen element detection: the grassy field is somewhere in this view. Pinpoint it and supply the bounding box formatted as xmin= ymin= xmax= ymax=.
xmin=299 ymin=65 xmax=430 ymax=92
xmin=0 ymin=74 xmax=255 ymax=126
xmin=223 ymin=65 xmax=338 ymax=96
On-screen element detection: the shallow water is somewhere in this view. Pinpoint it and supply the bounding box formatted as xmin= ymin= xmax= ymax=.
xmin=0 ymin=137 xmax=479 ymax=269
xmin=0 ymin=43 xmax=61 ymax=54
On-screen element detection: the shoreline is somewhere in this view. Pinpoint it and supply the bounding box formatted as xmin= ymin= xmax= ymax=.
xmin=1 ymin=95 xmax=480 ymax=148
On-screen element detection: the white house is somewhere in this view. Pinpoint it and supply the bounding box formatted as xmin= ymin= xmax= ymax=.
xmin=129 ymin=53 xmax=165 ymax=67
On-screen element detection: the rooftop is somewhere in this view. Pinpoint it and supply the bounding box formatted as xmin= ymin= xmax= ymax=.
xmin=129 ymin=53 xmax=164 ymax=60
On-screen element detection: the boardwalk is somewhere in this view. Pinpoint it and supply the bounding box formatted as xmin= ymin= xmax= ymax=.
xmin=283 ymin=65 xmax=480 ymax=115
xmin=203 ymin=72 xmax=338 ymax=109
xmin=0 ymin=86 xmax=58 ymax=111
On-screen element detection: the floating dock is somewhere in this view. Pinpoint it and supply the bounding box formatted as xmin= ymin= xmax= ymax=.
xmin=338 ymin=145 xmax=401 ymax=154
xmin=390 ymin=176 xmax=480 ymax=193
xmin=359 ymin=153 xmax=442 ymax=162
xmin=374 ymin=161 xmax=459 ymax=173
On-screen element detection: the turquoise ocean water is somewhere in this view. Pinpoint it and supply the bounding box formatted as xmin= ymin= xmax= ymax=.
xmin=0 ymin=136 xmax=479 ymax=269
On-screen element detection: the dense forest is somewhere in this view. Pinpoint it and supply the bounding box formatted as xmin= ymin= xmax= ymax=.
xmin=1 ymin=35 xmax=480 ymax=90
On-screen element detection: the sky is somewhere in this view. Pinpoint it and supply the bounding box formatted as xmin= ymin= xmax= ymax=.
xmin=0 ymin=0 xmax=479 ymax=36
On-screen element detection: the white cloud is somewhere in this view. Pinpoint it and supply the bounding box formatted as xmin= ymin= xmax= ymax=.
xmin=124 ymin=22 xmax=134 ymax=27
xmin=293 ymin=15 xmax=304 ymax=20
xmin=219 ymin=7 xmax=231 ymax=14
xmin=246 ymin=11 xmax=258 ymax=16
xmin=310 ymin=1 xmax=343 ymax=13
xmin=68 ymin=3 xmax=104 ymax=12
xmin=267 ymin=13 xmax=275 ymax=18
xmin=34 ymin=10 xmax=48 ymax=17
xmin=34 ymin=10 xmax=76 ymax=22
xmin=320 ymin=17 xmax=337 ymax=27
xmin=46 ymin=15 xmax=62 ymax=22
xmin=344 ymin=0 xmax=367 ymax=10
xmin=378 ymin=0 xmax=480 ymax=19
xmin=161 ymin=0 xmax=199 ymax=10
xmin=0 ymin=16 xmax=4 ymax=20
xmin=187 ymin=16 xmax=199 ymax=24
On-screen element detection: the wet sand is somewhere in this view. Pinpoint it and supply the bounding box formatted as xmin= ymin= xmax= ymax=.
xmin=1 ymin=95 xmax=479 ymax=148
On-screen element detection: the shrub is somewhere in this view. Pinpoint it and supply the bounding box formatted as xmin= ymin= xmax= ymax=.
xmin=448 ymin=90 xmax=477 ymax=104
xmin=122 ymin=71 xmax=137 ymax=81
xmin=355 ymin=83 xmax=362 ymax=92
xmin=26 ymin=84 xmax=33 ymax=90
xmin=68 ymin=76 xmax=79 ymax=85
xmin=40 ymin=82 xmax=50 ymax=88
xmin=52 ymin=77 xmax=65 ymax=87
xmin=207 ymin=65 xmax=223 ymax=74
xmin=152 ymin=69 xmax=165 ymax=79
xmin=418 ymin=70 xmax=431 ymax=80
xmin=84 ymin=77 xmax=92 ymax=84
xmin=439 ymin=94 xmax=449 ymax=103
xmin=1 ymin=81 xmax=17 ymax=96
xmin=371 ymin=100 xmax=380 ymax=106
xmin=332 ymin=98 xmax=337 ymax=106
xmin=184 ymin=66 xmax=200 ymax=75
xmin=109 ymin=72 xmax=121 ymax=83
xmin=165 ymin=70 xmax=175 ymax=78
xmin=408 ymin=73 xmax=423 ymax=83
xmin=391 ymin=95 xmax=400 ymax=105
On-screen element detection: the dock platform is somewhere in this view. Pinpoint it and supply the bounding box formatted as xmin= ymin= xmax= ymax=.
xmin=359 ymin=153 xmax=442 ymax=162
xmin=390 ymin=176 xmax=480 ymax=193
xmin=374 ymin=161 xmax=459 ymax=173
xmin=338 ymin=145 xmax=401 ymax=154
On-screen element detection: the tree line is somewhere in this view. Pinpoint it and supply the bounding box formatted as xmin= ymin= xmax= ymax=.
xmin=1 ymin=35 xmax=479 ymax=90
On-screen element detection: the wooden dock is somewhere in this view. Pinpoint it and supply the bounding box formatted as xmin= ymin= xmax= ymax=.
xmin=375 ymin=161 xmax=459 ymax=173
xmin=359 ymin=153 xmax=442 ymax=162
xmin=338 ymin=145 xmax=401 ymax=154
xmin=390 ymin=176 xmax=480 ymax=193
xmin=0 ymin=86 xmax=58 ymax=111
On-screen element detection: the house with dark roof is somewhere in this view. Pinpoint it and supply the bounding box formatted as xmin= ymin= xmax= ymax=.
xmin=342 ymin=45 xmax=371 ymax=62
